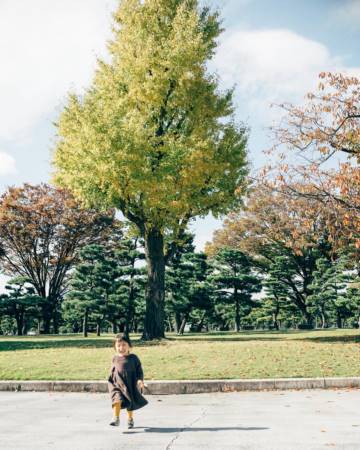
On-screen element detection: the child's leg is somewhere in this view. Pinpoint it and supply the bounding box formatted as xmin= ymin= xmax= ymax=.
xmin=126 ymin=409 xmax=134 ymax=428
xmin=110 ymin=401 xmax=121 ymax=426
xmin=112 ymin=402 xmax=121 ymax=418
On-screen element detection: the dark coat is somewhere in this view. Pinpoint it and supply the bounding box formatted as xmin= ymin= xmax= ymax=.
xmin=108 ymin=353 xmax=148 ymax=411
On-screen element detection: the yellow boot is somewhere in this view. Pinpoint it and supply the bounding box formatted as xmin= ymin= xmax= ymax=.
xmin=110 ymin=402 xmax=121 ymax=426
xmin=127 ymin=409 xmax=134 ymax=429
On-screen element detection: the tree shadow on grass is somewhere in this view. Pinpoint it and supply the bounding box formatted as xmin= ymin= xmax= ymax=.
xmin=300 ymin=335 xmax=360 ymax=344
xmin=166 ymin=329 xmax=313 ymax=342
xmin=0 ymin=339 xmax=112 ymax=352
xmin=169 ymin=329 xmax=318 ymax=336
xmin=0 ymin=337 xmax=163 ymax=352
xmin=166 ymin=336 xmax=284 ymax=342
xmin=166 ymin=330 xmax=289 ymax=342
xmin=1 ymin=330 xmax=358 ymax=351
xmin=166 ymin=329 xmax=360 ymax=343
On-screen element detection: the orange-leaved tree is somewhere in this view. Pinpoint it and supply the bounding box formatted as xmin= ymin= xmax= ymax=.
xmin=267 ymin=72 xmax=359 ymax=250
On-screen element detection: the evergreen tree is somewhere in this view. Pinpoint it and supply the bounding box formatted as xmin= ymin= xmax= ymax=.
xmin=64 ymin=245 xmax=117 ymax=336
xmin=261 ymin=252 xmax=318 ymax=328
xmin=346 ymin=276 xmax=360 ymax=328
xmin=64 ymin=233 xmax=147 ymax=336
xmin=308 ymin=254 xmax=352 ymax=328
xmin=110 ymin=236 xmax=146 ymax=335
xmin=166 ymin=237 xmax=212 ymax=333
xmin=0 ymin=276 xmax=43 ymax=335
xmin=210 ymin=248 xmax=261 ymax=332
xmin=261 ymin=264 xmax=290 ymax=330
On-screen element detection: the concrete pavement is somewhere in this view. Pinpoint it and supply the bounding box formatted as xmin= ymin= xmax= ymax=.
xmin=0 ymin=389 xmax=359 ymax=449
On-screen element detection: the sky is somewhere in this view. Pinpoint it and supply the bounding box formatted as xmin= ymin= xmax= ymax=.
xmin=0 ymin=0 xmax=359 ymax=258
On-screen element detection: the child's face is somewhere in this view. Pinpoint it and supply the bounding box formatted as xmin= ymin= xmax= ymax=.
xmin=115 ymin=340 xmax=130 ymax=355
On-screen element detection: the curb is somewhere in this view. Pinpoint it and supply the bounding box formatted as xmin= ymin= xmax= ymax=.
xmin=1 ymin=378 xmax=360 ymax=394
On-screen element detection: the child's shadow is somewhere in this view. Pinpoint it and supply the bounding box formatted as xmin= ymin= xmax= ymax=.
xmin=123 ymin=426 xmax=268 ymax=434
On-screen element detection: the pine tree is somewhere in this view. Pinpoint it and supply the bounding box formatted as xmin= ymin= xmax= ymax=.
xmin=210 ymin=248 xmax=261 ymax=332
xmin=262 ymin=266 xmax=290 ymax=330
xmin=308 ymin=255 xmax=351 ymax=328
xmin=166 ymin=235 xmax=212 ymax=333
xmin=0 ymin=277 xmax=43 ymax=335
xmin=64 ymin=245 xmax=117 ymax=336
xmin=346 ymin=275 xmax=360 ymax=328
xmin=110 ymin=236 xmax=146 ymax=335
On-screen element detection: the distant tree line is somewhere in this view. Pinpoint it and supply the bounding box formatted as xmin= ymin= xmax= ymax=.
xmin=0 ymin=183 xmax=359 ymax=336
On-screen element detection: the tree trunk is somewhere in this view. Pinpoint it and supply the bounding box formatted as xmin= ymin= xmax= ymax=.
xmin=14 ymin=311 xmax=23 ymax=336
xmin=178 ymin=315 xmax=188 ymax=335
xmin=272 ymin=313 xmax=279 ymax=330
xmin=96 ymin=321 xmax=101 ymax=336
xmin=305 ymin=311 xmax=313 ymax=329
xmin=174 ymin=313 xmax=181 ymax=334
xmin=221 ymin=318 xmax=228 ymax=331
xmin=167 ymin=317 xmax=173 ymax=332
xmin=52 ymin=311 xmax=59 ymax=335
xmin=234 ymin=288 xmax=240 ymax=332
xmin=125 ymin=277 xmax=135 ymax=336
xmin=42 ymin=302 xmax=52 ymax=334
xmin=132 ymin=319 xmax=138 ymax=333
xmin=83 ymin=308 xmax=88 ymax=338
xmin=320 ymin=310 xmax=327 ymax=329
xmin=196 ymin=312 xmax=207 ymax=332
xmin=22 ymin=311 xmax=28 ymax=335
xmin=142 ymin=227 xmax=165 ymax=340
xmin=336 ymin=311 xmax=342 ymax=328
xmin=112 ymin=322 xmax=117 ymax=333
xmin=43 ymin=318 xmax=51 ymax=334
xmin=273 ymin=302 xmax=280 ymax=330
xmin=125 ymin=241 xmax=138 ymax=336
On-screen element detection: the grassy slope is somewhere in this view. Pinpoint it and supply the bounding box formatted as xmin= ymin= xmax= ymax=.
xmin=0 ymin=329 xmax=359 ymax=380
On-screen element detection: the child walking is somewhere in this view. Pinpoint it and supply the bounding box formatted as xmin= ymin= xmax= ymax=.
xmin=108 ymin=333 xmax=148 ymax=427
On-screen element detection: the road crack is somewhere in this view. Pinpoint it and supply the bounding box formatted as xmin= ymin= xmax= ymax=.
xmin=165 ymin=408 xmax=207 ymax=450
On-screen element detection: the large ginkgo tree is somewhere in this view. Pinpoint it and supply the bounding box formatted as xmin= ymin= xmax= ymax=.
xmin=52 ymin=0 xmax=248 ymax=339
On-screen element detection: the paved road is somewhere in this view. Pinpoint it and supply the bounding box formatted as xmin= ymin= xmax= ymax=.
xmin=0 ymin=389 xmax=359 ymax=449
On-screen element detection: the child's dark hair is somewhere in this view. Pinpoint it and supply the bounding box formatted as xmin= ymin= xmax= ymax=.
xmin=113 ymin=333 xmax=132 ymax=349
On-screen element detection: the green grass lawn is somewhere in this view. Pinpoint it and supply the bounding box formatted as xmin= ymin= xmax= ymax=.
xmin=0 ymin=329 xmax=359 ymax=380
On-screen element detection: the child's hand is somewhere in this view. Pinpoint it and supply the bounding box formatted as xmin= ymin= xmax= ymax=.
xmin=137 ymin=380 xmax=145 ymax=393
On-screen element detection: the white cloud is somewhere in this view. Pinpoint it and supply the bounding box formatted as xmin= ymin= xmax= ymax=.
xmin=0 ymin=0 xmax=117 ymax=141
xmin=0 ymin=151 xmax=17 ymax=175
xmin=211 ymin=29 xmax=345 ymax=124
